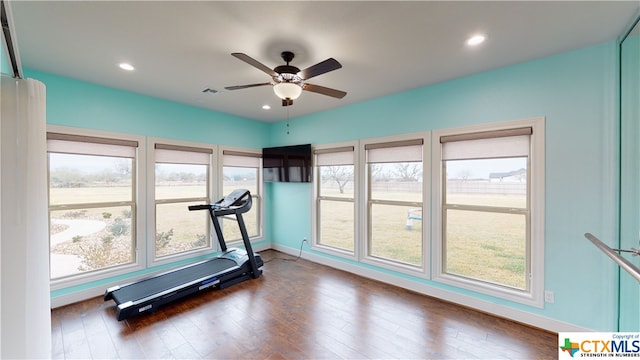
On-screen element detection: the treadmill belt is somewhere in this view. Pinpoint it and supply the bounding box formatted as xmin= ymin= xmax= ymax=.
xmin=112 ymin=258 xmax=237 ymax=304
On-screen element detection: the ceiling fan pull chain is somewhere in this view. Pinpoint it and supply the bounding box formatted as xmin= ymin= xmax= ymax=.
xmin=286 ymin=107 xmax=290 ymax=135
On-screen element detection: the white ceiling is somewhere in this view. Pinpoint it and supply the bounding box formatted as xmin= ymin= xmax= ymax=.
xmin=8 ymin=1 xmax=639 ymax=123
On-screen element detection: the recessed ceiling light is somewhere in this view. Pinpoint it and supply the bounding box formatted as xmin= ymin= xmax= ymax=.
xmin=466 ymin=34 xmax=486 ymax=46
xmin=262 ymin=105 xmax=271 ymax=110
xmin=119 ymin=63 xmax=135 ymax=71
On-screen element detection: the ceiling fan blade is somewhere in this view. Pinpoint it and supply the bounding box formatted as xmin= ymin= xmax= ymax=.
xmin=231 ymin=53 xmax=278 ymax=77
xmin=303 ymin=83 xmax=347 ymax=99
xmin=299 ymin=58 xmax=342 ymax=80
xmin=224 ymin=82 xmax=272 ymax=91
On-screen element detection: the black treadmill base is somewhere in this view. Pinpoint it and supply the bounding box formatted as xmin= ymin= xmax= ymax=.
xmin=105 ymin=253 xmax=263 ymax=321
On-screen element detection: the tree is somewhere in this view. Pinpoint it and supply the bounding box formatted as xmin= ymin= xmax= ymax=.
xmin=393 ymin=163 xmax=422 ymax=182
xmin=457 ymin=169 xmax=472 ymax=182
xmin=369 ymin=164 xmax=387 ymax=181
xmin=322 ymin=166 xmax=353 ymax=193
xmin=114 ymin=159 xmax=132 ymax=177
xmin=50 ymin=167 xmax=87 ymax=188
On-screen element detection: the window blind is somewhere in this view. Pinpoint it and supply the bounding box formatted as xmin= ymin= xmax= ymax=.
xmin=223 ymin=150 xmax=261 ymax=167
xmin=155 ymin=143 xmax=211 ymax=165
xmin=47 ymin=132 xmax=138 ymax=158
xmin=365 ymin=139 xmax=423 ymax=163
xmin=441 ymin=128 xmax=531 ymax=161
xmin=315 ymin=146 xmax=354 ymax=166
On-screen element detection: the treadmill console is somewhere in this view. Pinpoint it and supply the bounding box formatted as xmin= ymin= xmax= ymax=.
xmin=188 ymin=189 xmax=252 ymax=215
xmin=217 ymin=189 xmax=250 ymax=208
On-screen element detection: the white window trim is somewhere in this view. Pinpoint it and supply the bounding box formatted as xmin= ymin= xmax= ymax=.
xmin=48 ymin=125 xmax=147 ymax=291
xmin=311 ymin=141 xmax=359 ymax=260
xmin=147 ymin=137 xmax=217 ymax=267
xmin=359 ymin=132 xmax=431 ymax=277
xmin=218 ymin=145 xmax=264 ymax=246
xmin=431 ymin=117 xmax=545 ymax=308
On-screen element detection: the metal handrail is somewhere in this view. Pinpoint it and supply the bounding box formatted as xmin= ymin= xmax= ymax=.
xmin=585 ymin=233 xmax=640 ymax=283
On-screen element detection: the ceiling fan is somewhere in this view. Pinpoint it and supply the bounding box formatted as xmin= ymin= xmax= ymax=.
xmin=224 ymin=51 xmax=347 ymax=106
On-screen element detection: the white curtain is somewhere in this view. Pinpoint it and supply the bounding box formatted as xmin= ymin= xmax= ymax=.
xmin=0 ymin=75 xmax=50 ymax=358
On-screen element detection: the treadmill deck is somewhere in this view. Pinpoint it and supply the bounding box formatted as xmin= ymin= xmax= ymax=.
xmin=110 ymin=257 xmax=237 ymax=304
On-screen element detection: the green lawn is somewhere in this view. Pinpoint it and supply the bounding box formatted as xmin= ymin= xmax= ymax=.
xmin=49 ymin=186 xmax=132 ymax=205
xmin=318 ymin=200 xmax=355 ymax=251
xmin=445 ymin=209 xmax=526 ymax=289
xmin=317 ymin=189 xmax=527 ymax=288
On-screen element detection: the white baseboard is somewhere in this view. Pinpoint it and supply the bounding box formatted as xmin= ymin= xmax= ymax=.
xmin=52 ymin=284 xmax=113 ymax=309
xmin=270 ymin=243 xmax=590 ymax=334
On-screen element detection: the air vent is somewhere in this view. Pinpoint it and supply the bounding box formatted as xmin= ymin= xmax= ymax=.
xmin=201 ymin=88 xmax=218 ymax=94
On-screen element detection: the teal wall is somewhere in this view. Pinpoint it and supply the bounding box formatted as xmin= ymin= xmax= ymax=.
xmin=26 ymin=70 xmax=270 ymax=148
xmin=268 ymin=42 xmax=621 ymax=331
xmin=28 ymin=40 xmax=627 ymax=331
xmin=619 ymin=27 xmax=640 ymax=331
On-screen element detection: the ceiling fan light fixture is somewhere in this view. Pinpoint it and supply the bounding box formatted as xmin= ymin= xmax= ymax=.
xmin=273 ymin=82 xmax=302 ymax=100
xmin=226 ymin=51 xmax=346 ymax=103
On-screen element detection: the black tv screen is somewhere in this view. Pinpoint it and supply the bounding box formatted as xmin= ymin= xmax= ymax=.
xmin=263 ymin=144 xmax=312 ymax=183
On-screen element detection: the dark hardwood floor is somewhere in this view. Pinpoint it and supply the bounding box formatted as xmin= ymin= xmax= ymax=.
xmin=51 ymin=250 xmax=558 ymax=359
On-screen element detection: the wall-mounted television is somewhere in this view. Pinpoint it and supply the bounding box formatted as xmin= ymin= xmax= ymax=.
xmin=262 ymin=144 xmax=312 ymax=183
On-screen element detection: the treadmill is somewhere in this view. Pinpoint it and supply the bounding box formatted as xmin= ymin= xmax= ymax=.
xmin=104 ymin=189 xmax=263 ymax=321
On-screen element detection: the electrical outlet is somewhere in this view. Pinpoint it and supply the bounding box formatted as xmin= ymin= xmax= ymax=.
xmin=544 ymin=290 xmax=555 ymax=303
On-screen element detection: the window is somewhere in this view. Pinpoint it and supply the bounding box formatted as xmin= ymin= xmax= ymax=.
xmin=153 ymin=142 xmax=213 ymax=259
xmin=314 ymin=145 xmax=356 ymax=255
xmin=364 ymin=137 xmax=426 ymax=270
xmin=221 ymin=149 xmax=262 ymax=243
xmin=432 ymin=118 xmax=545 ymax=306
xmin=47 ymin=131 xmax=141 ymax=280
xmin=46 ymin=129 xmax=269 ymax=293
